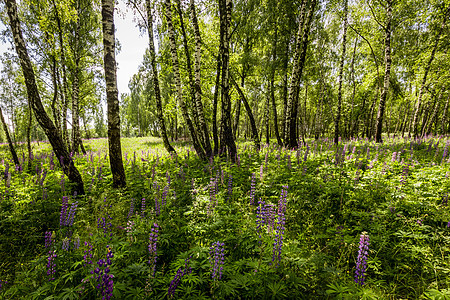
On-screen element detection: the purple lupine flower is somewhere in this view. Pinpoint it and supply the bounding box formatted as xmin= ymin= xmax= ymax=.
xmin=94 ymin=246 xmax=114 ymax=300
xmin=66 ymin=201 xmax=78 ymax=226
xmin=249 ymin=173 xmax=256 ymax=205
xmin=256 ymin=199 xmax=265 ymax=241
xmin=355 ymin=232 xmax=370 ymax=285
xmin=400 ymin=163 xmax=410 ymax=185
xmin=303 ymin=144 xmax=310 ymax=162
xmin=227 ymin=174 xmax=233 ymax=201
xmin=168 ymin=256 xmax=192 ymax=298
xmin=447 ymin=221 xmax=450 ymax=228
xmin=60 ymin=196 xmax=69 ymax=227
xmin=97 ymin=199 xmax=113 ymax=239
xmin=73 ymin=236 xmax=80 ymax=250
xmin=155 ymin=196 xmax=160 ymax=216
xmin=47 ymin=250 xmax=57 ymax=281
xmin=148 ymin=223 xmax=159 ymax=277
xmin=209 ymin=241 xmax=225 ymax=281
xmin=141 ymin=198 xmax=146 ymax=218
xmin=272 ymin=186 xmax=288 ymax=267
xmin=127 ymin=198 xmax=135 ymax=219
xmin=44 ymin=231 xmax=53 ymax=248
xmin=162 ymin=186 xmax=168 ymax=207
xmin=62 ymin=238 xmax=70 ymax=251
xmin=83 ymin=241 xmax=93 ymax=267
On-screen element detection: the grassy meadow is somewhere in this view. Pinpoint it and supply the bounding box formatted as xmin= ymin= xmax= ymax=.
xmin=0 ymin=136 xmax=450 ymax=299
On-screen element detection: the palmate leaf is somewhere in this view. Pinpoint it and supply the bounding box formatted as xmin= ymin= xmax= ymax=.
xmin=326 ymin=283 xmax=352 ymax=299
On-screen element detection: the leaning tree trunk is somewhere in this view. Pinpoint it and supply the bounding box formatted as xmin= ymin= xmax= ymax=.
xmin=101 ymin=0 xmax=126 ymax=188
xmin=374 ymin=0 xmax=392 ymax=143
xmin=50 ymin=55 xmax=61 ymax=134
xmin=5 ymin=0 xmax=84 ymax=194
xmin=189 ymin=0 xmax=212 ymax=157
xmin=26 ymin=100 xmax=32 ymax=170
xmin=334 ymin=0 xmax=348 ymax=144
xmin=231 ymin=76 xmax=260 ymax=150
xmin=0 ymin=106 xmax=20 ymax=166
xmin=422 ymin=91 xmax=442 ymax=137
xmin=165 ymin=0 xmax=205 ymax=160
xmin=219 ymin=0 xmax=237 ymax=161
xmin=146 ymin=0 xmax=175 ymax=154
xmin=411 ymin=7 xmax=449 ymax=138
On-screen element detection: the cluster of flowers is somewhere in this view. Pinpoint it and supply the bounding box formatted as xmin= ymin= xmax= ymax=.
xmin=256 ymin=200 xmax=276 ymax=240
xmin=47 ymin=250 xmax=57 ymax=281
xmin=249 ymin=173 xmax=256 ymax=205
xmin=209 ymin=242 xmax=225 ymax=281
xmin=83 ymin=241 xmax=93 ymax=267
xmin=97 ymin=198 xmax=113 ymax=239
xmin=44 ymin=231 xmax=53 ymax=248
xmin=168 ymin=256 xmax=192 ymax=298
xmin=355 ymin=232 xmax=370 ymax=285
xmin=93 ymin=246 xmax=114 ymax=300
xmin=272 ymin=186 xmax=288 ymax=267
xmin=60 ymin=196 xmax=78 ymax=227
xmin=148 ymin=223 xmax=159 ymax=277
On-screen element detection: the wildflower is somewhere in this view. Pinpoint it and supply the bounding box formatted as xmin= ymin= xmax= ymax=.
xmin=127 ymin=198 xmax=135 ymax=219
xmin=148 ymin=223 xmax=159 ymax=277
xmin=209 ymin=242 xmax=225 ymax=280
xmin=208 ymin=177 xmax=216 ymax=216
xmin=62 ymin=238 xmax=70 ymax=251
xmin=73 ymin=236 xmax=80 ymax=250
xmin=47 ymin=250 xmax=57 ymax=281
xmin=168 ymin=256 xmax=192 ymax=298
xmin=141 ymin=198 xmax=146 ymax=218
xmin=83 ymin=241 xmax=93 ymax=266
xmin=355 ymin=232 xmax=370 ymax=285
xmin=249 ymin=173 xmax=256 ymax=205
xmin=60 ymin=196 xmax=69 ymax=227
xmin=44 ymin=231 xmax=53 ymax=248
xmin=94 ymin=246 xmax=114 ymax=300
xmin=66 ymin=201 xmax=78 ymax=226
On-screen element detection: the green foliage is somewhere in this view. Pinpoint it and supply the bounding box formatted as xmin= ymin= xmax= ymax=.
xmin=0 ymin=136 xmax=450 ymax=298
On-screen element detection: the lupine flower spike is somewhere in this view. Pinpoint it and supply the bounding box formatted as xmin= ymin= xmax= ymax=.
xmin=355 ymin=232 xmax=370 ymax=285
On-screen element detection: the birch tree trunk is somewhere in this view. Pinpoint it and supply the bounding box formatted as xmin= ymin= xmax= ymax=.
xmin=442 ymin=94 xmax=449 ymax=134
xmin=5 ymin=0 xmax=84 ymax=194
xmin=334 ymin=0 xmax=348 ymax=144
xmin=219 ymin=0 xmax=237 ymax=161
xmin=101 ymin=0 xmax=126 ymax=188
xmin=190 ymin=0 xmax=212 ymax=157
xmin=0 ymin=106 xmax=20 ymax=166
xmin=146 ymin=0 xmax=175 ymax=154
xmin=270 ymin=24 xmax=282 ymax=146
xmin=165 ymin=0 xmax=206 ymax=160
xmin=374 ymin=0 xmax=392 ymax=143
xmin=284 ymin=0 xmax=316 ymax=148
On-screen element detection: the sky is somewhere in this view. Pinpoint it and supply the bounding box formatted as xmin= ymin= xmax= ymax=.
xmin=0 ymin=1 xmax=146 ymax=96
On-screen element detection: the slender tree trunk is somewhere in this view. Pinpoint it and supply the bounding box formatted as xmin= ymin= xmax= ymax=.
xmin=101 ymin=0 xmax=126 ymax=188
xmin=26 ymin=100 xmax=32 ymax=170
xmin=412 ymin=7 xmax=449 ymax=137
xmin=219 ymin=0 xmax=237 ymax=160
xmin=422 ymin=91 xmax=442 ymax=137
xmin=175 ymin=0 xmax=200 ymax=133
xmin=53 ymin=0 xmax=71 ymax=152
xmin=442 ymin=94 xmax=449 ymax=134
xmin=347 ymin=37 xmax=358 ymax=138
xmin=212 ymin=52 xmax=221 ymax=155
xmin=5 ymin=0 xmax=84 ymax=194
xmin=265 ymin=95 xmax=270 ymax=145
xmin=270 ymin=24 xmax=282 ymax=146
xmin=146 ymin=0 xmax=175 ymax=154
xmin=50 ymin=55 xmax=61 ymax=133
xmin=189 ymin=0 xmax=212 ymax=157
xmin=233 ymin=98 xmax=241 ymax=138
xmin=231 ymin=76 xmax=260 ymax=150
xmin=165 ymin=0 xmax=206 ymax=160
xmin=374 ymin=0 xmax=392 ymax=143
xmin=284 ymin=0 xmax=316 ymax=148
xmin=0 ymin=106 xmax=20 ymax=166
xmin=281 ymin=43 xmax=289 ymax=141
xmin=334 ymin=0 xmax=348 ymax=144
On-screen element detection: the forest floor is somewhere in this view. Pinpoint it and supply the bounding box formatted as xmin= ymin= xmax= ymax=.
xmin=0 ymin=136 xmax=450 ymax=299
